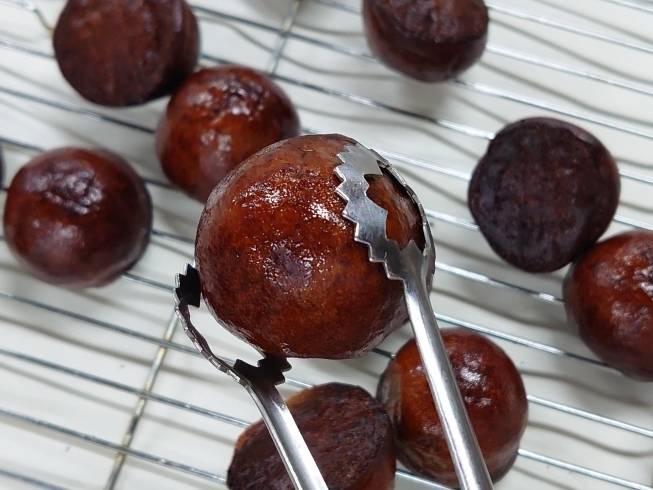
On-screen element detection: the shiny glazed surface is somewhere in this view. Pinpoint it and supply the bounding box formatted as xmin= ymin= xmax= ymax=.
xmin=227 ymin=383 xmax=396 ymax=490
xmin=378 ymin=331 xmax=528 ymax=487
xmin=363 ymin=0 xmax=488 ymax=82
xmin=53 ymin=0 xmax=199 ymax=106
xmin=564 ymin=230 xmax=653 ymax=380
xmin=155 ymin=66 xmax=301 ymax=202
xmin=3 ymin=148 xmax=152 ymax=288
xmin=195 ymin=134 xmax=425 ymax=358
xmin=468 ymin=117 xmax=620 ymax=273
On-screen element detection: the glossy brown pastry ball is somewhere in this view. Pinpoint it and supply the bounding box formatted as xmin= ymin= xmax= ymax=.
xmin=469 ymin=117 xmax=620 ymax=273
xmin=195 ymin=134 xmax=426 ymax=358
xmin=228 ymin=383 xmax=395 ymax=490
xmin=3 ymin=148 xmax=152 ymax=288
xmin=564 ymin=231 xmax=653 ymax=380
xmin=53 ymin=0 xmax=199 ymax=106
xmin=378 ymin=331 xmax=528 ymax=487
xmin=155 ymin=66 xmax=301 ymax=202
xmin=363 ymin=0 xmax=489 ymax=82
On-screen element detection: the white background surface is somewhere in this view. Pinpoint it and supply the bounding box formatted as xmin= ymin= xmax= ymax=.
xmin=0 ymin=0 xmax=652 ymax=489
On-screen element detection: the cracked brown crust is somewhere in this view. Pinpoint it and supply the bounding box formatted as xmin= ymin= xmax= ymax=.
xmin=155 ymin=66 xmax=300 ymax=203
xmin=378 ymin=331 xmax=528 ymax=488
xmin=195 ymin=134 xmax=426 ymax=359
xmin=564 ymin=230 xmax=653 ymax=380
xmin=363 ymin=0 xmax=488 ymax=82
xmin=469 ymin=117 xmax=620 ymax=273
xmin=3 ymin=148 xmax=152 ymax=288
xmin=53 ymin=0 xmax=199 ymax=106
xmin=227 ymin=383 xmax=395 ymax=490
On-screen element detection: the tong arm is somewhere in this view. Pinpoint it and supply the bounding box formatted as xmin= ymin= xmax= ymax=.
xmin=334 ymin=144 xmax=493 ymax=490
xmin=174 ymin=265 xmax=329 ymax=490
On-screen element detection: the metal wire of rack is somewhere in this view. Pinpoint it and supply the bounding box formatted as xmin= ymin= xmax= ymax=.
xmin=0 ymin=0 xmax=652 ymax=489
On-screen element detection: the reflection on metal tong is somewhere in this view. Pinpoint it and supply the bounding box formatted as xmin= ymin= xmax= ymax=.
xmin=174 ymin=265 xmax=329 ymax=490
xmin=334 ymin=143 xmax=494 ymax=490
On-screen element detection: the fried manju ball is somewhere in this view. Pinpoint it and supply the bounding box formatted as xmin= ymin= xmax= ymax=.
xmin=469 ymin=117 xmax=620 ymax=273
xmin=228 ymin=383 xmax=395 ymax=490
xmin=155 ymin=66 xmax=300 ymax=202
xmin=3 ymin=148 xmax=152 ymax=288
xmin=53 ymin=0 xmax=199 ymax=106
xmin=378 ymin=331 xmax=528 ymax=487
xmin=195 ymin=134 xmax=425 ymax=358
xmin=363 ymin=0 xmax=489 ymax=82
xmin=564 ymin=230 xmax=653 ymax=380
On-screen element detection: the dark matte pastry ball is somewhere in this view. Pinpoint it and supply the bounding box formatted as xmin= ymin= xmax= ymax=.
xmin=564 ymin=230 xmax=653 ymax=380
xmin=195 ymin=134 xmax=426 ymax=359
xmin=155 ymin=66 xmax=301 ymax=203
xmin=53 ymin=0 xmax=199 ymax=106
xmin=3 ymin=148 xmax=152 ymax=288
xmin=469 ymin=117 xmax=620 ymax=273
xmin=228 ymin=383 xmax=396 ymax=490
xmin=378 ymin=331 xmax=528 ymax=487
xmin=363 ymin=0 xmax=489 ymax=82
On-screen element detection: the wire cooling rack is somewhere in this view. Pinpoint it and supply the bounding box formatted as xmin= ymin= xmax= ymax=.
xmin=0 ymin=0 xmax=652 ymax=489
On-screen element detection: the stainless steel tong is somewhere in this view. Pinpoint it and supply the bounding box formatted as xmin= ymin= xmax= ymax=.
xmin=174 ymin=265 xmax=328 ymax=490
xmin=334 ymin=143 xmax=494 ymax=490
